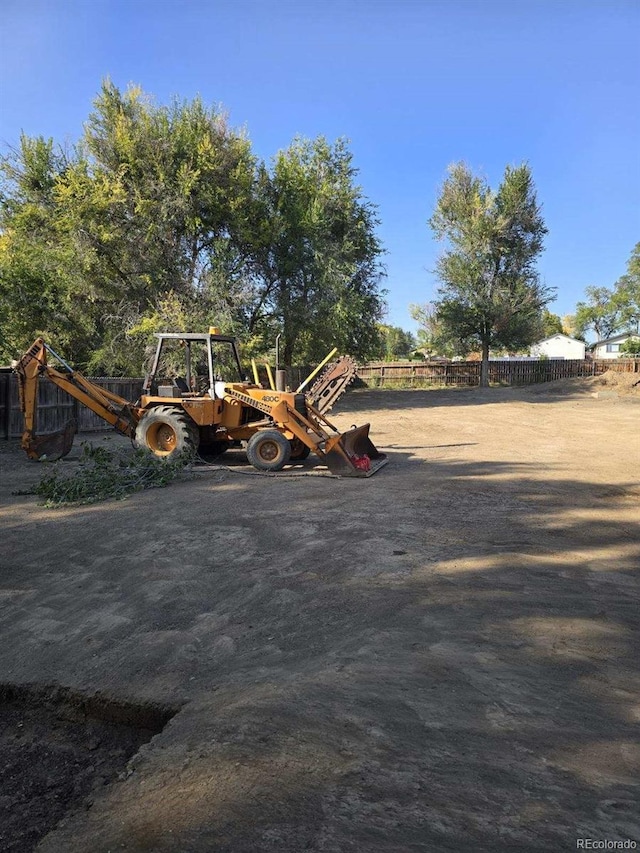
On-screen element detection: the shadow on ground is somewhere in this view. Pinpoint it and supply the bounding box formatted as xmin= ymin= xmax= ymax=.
xmin=0 ymin=398 xmax=638 ymax=851
xmin=336 ymin=382 xmax=640 ymax=412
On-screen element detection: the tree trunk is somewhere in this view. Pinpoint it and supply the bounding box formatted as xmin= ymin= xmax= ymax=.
xmin=480 ymin=337 xmax=490 ymax=388
xmin=282 ymin=337 xmax=295 ymax=367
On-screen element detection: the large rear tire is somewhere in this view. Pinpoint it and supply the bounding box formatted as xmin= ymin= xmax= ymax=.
xmin=135 ymin=406 xmax=198 ymax=459
xmin=246 ymin=429 xmax=291 ymax=472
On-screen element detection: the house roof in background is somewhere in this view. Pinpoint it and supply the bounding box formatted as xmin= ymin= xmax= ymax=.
xmin=533 ymin=334 xmax=584 ymax=345
xmin=592 ymin=332 xmax=640 ymax=346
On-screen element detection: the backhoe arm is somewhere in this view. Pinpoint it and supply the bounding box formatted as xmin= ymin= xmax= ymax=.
xmin=14 ymin=338 xmax=46 ymax=455
xmin=14 ymin=338 xmax=141 ymax=461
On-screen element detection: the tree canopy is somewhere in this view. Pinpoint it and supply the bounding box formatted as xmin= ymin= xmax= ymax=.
xmin=409 ymin=302 xmax=456 ymax=358
xmin=574 ymin=243 xmax=640 ymax=342
xmin=0 ymin=82 xmax=386 ymax=371
xmin=616 ymin=242 xmax=640 ymax=332
xmin=377 ymin=324 xmax=416 ymax=360
xmin=540 ymin=309 xmax=564 ymax=337
xmin=574 ymin=286 xmax=622 ymax=342
xmin=428 ymin=162 xmax=552 ymax=383
xmin=251 ymin=137 xmax=386 ymax=365
xmin=619 ymin=336 xmax=640 ymax=355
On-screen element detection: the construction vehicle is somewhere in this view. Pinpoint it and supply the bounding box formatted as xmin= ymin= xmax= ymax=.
xmin=14 ymin=330 xmax=387 ymax=477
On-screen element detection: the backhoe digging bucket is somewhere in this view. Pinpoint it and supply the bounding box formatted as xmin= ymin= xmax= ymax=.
xmin=323 ymin=423 xmax=388 ymax=478
xmin=24 ymin=418 xmax=77 ymax=462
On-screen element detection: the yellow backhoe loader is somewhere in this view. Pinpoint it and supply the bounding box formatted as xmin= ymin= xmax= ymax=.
xmin=14 ymin=331 xmax=387 ymax=477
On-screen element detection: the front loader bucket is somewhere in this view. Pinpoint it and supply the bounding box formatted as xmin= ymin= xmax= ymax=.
xmin=323 ymin=423 xmax=388 ymax=478
xmin=24 ymin=418 xmax=77 ymax=462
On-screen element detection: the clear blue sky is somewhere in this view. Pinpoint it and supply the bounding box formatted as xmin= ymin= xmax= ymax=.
xmin=1 ymin=0 xmax=639 ymax=335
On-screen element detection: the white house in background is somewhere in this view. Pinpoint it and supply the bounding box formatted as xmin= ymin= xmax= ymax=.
xmin=591 ymin=332 xmax=640 ymax=359
xmin=529 ymin=334 xmax=586 ymax=360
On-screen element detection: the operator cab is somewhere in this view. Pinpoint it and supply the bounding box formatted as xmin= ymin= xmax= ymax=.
xmin=142 ymin=328 xmax=245 ymax=399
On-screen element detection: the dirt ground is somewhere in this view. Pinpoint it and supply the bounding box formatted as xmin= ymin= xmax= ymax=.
xmin=0 ymin=683 xmax=174 ymax=853
xmin=0 ymin=377 xmax=639 ymax=852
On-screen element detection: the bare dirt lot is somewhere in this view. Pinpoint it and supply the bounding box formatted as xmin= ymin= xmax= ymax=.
xmin=1 ymin=378 xmax=639 ymax=852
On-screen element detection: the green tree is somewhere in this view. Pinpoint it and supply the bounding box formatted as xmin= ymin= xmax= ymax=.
xmin=378 ymin=324 xmax=416 ymax=360
xmin=64 ymin=82 xmax=261 ymax=372
xmin=619 ymin=336 xmax=640 ymax=356
xmin=409 ymin=302 xmax=458 ymax=358
xmin=429 ymin=162 xmax=552 ymax=385
xmin=540 ymin=309 xmax=564 ymax=337
xmin=256 ymin=136 xmax=386 ymax=365
xmin=574 ymin=243 xmax=640 ymax=344
xmin=2 ymin=84 xmax=386 ymax=372
xmin=614 ymin=242 xmax=640 ymax=333
xmin=1 ymin=83 xmax=261 ymax=372
xmin=0 ymin=135 xmax=95 ymax=364
xmin=574 ymin=286 xmax=622 ymax=342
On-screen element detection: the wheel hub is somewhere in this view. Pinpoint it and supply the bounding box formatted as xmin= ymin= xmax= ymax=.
xmin=150 ymin=423 xmax=177 ymax=453
xmin=259 ymin=441 xmax=279 ymax=461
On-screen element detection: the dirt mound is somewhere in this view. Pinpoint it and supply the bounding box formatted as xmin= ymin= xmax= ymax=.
xmin=591 ymin=369 xmax=640 ymax=393
xmin=525 ymin=369 xmax=640 ymax=397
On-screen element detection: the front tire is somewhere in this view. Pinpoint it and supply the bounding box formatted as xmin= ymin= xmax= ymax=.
xmin=246 ymin=429 xmax=291 ymax=472
xmin=135 ymin=406 xmax=198 ymax=459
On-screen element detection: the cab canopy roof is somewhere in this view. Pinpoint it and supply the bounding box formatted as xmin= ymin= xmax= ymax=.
xmin=154 ymin=332 xmax=238 ymax=344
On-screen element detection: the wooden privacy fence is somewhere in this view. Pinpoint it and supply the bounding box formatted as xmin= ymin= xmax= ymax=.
xmin=0 ymin=371 xmax=143 ymax=440
xmin=1 ymin=359 xmax=638 ymax=440
xmin=356 ymin=358 xmax=640 ymax=388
